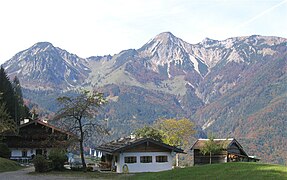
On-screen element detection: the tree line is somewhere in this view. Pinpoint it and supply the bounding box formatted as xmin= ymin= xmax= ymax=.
xmin=0 ymin=66 xmax=30 ymax=137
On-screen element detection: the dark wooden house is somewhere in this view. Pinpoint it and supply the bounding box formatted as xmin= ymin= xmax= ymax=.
xmin=3 ymin=119 xmax=74 ymax=162
xmin=190 ymin=138 xmax=259 ymax=165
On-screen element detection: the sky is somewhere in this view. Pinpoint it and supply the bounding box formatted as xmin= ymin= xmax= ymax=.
xmin=0 ymin=0 xmax=286 ymax=65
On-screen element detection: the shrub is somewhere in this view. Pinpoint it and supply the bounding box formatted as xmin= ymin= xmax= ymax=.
xmin=33 ymin=155 xmax=48 ymax=172
xmin=87 ymin=166 xmax=93 ymax=172
xmin=48 ymin=148 xmax=67 ymax=171
xmin=70 ymin=161 xmax=83 ymax=171
xmin=0 ymin=143 xmax=11 ymax=159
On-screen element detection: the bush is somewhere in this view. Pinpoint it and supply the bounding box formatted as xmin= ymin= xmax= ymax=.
xmin=0 ymin=143 xmax=11 ymax=159
xmin=48 ymin=148 xmax=67 ymax=171
xmin=33 ymin=155 xmax=48 ymax=172
xmin=70 ymin=161 xmax=83 ymax=171
xmin=87 ymin=166 xmax=93 ymax=172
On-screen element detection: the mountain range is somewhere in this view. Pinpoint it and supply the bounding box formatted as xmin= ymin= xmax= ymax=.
xmin=2 ymin=32 xmax=287 ymax=164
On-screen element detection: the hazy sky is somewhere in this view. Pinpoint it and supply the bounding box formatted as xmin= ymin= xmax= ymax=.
xmin=0 ymin=0 xmax=286 ymax=65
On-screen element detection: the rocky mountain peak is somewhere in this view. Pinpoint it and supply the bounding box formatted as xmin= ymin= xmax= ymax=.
xmin=32 ymin=41 xmax=53 ymax=49
xmin=3 ymin=42 xmax=90 ymax=90
xmin=137 ymin=32 xmax=208 ymax=79
xmin=139 ymin=32 xmax=184 ymax=52
xmin=153 ymin=31 xmax=176 ymax=42
xmin=200 ymin=37 xmax=219 ymax=47
xmin=28 ymin=42 xmax=57 ymax=54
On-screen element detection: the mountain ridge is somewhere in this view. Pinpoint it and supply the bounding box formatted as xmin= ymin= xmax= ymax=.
xmin=1 ymin=32 xmax=287 ymax=164
xmin=3 ymin=42 xmax=90 ymax=90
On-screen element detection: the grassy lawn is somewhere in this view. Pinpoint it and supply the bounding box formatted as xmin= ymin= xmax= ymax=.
xmin=127 ymin=162 xmax=287 ymax=180
xmin=29 ymin=162 xmax=287 ymax=179
xmin=0 ymin=157 xmax=22 ymax=172
xmin=29 ymin=170 xmax=134 ymax=179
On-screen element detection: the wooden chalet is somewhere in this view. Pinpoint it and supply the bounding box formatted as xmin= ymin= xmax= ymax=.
xmin=2 ymin=119 xmax=75 ymax=163
xmin=95 ymin=136 xmax=184 ymax=173
xmin=191 ymin=138 xmax=260 ymax=165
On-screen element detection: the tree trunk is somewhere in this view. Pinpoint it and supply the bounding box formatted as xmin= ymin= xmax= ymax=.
xmin=79 ymin=120 xmax=86 ymax=172
xmin=209 ymin=152 xmax=212 ymax=164
xmin=176 ymin=153 xmax=179 ymax=167
xmin=79 ymin=139 xmax=86 ymax=172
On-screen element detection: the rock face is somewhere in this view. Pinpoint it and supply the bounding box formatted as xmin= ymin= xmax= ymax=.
xmin=3 ymin=42 xmax=90 ymax=90
xmin=2 ymin=32 xmax=287 ymax=164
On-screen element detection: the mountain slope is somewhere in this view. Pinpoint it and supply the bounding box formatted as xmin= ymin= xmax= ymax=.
xmin=86 ymin=32 xmax=208 ymax=96
xmin=3 ymin=42 xmax=90 ymax=90
xmin=195 ymin=47 xmax=287 ymax=164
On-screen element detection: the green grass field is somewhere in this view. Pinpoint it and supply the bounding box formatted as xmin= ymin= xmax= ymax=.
xmin=0 ymin=157 xmax=22 ymax=172
xmin=129 ymin=162 xmax=287 ymax=180
xmin=5 ymin=161 xmax=286 ymax=180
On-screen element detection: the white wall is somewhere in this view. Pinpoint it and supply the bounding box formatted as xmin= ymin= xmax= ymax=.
xmin=116 ymin=152 xmax=173 ymax=173
xmin=10 ymin=149 xmax=22 ymax=157
xmin=10 ymin=148 xmax=35 ymax=158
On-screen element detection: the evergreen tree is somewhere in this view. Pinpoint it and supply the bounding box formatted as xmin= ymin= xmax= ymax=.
xmin=13 ymin=76 xmax=30 ymax=123
xmin=0 ymin=67 xmax=16 ymax=124
xmin=0 ymin=67 xmax=30 ymax=129
xmin=0 ymin=94 xmax=16 ymax=139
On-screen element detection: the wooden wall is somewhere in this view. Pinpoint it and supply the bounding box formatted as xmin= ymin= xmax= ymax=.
xmin=124 ymin=142 xmax=170 ymax=153
xmin=193 ymin=149 xmax=227 ymax=165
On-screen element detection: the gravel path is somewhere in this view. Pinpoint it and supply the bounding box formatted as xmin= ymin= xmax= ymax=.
xmin=0 ymin=167 xmax=88 ymax=180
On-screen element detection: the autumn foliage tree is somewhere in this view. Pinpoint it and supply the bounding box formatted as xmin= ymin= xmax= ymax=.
xmin=55 ymin=90 xmax=108 ymax=171
xmin=154 ymin=118 xmax=195 ymax=148
xmin=135 ymin=118 xmax=195 ymax=166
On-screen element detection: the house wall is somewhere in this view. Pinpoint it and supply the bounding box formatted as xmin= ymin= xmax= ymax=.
xmin=124 ymin=143 xmax=170 ymax=152
xmin=10 ymin=148 xmax=35 ymax=158
xmin=116 ymin=152 xmax=173 ymax=173
xmin=11 ymin=149 xmax=23 ymax=158
xmin=10 ymin=148 xmax=50 ymax=159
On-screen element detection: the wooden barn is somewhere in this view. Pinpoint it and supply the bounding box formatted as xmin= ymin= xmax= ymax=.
xmin=3 ymin=119 xmax=74 ymax=163
xmin=190 ymin=138 xmax=259 ymax=165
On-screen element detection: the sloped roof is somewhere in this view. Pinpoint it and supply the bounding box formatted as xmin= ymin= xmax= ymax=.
xmin=191 ymin=138 xmax=234 ymax=150
xmin=4 ymin=119 xmax=76 ymax=148
xmin=191 ymin=138 xmax=248 ymax=156
xmin=20 ymin=119 xmax=75 ymax=137
xmin=95 ymin=137 xmax=184 ymax=154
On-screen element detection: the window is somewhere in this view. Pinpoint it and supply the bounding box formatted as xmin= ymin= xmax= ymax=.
xmin=124 ymin=156 xmax=137 ymax=163
xmin=140 ymin=156 xmax=152 ymax=163
xmin=156 ymin=156 xmax=168 ymax=163
xmin=22 ymin=150 xmax=27 ymax=157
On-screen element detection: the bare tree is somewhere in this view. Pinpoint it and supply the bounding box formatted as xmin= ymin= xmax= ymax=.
xmin=55 ymin=90 xmax=107 ymax=171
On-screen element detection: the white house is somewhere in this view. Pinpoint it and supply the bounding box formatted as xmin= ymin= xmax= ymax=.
xmin=95 ymin=136 xmax=184 ymax=173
